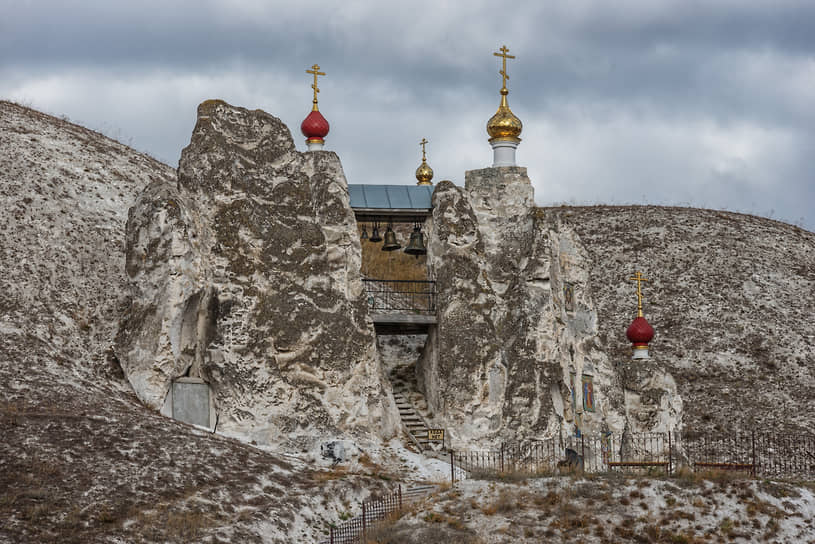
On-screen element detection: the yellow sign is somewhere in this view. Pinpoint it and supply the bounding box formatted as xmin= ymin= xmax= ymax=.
xmin=427 ymin=429 xmax=444 ymax=441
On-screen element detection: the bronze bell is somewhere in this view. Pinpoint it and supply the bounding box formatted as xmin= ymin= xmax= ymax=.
xmin=369 ymin=224 xmax=382 ymax=243
xmin=381 ymin=225 xmax=401 ymax=251
xmin=360 ymin=226 xmax=369 ymax=241
xmin=404 ymin=226 xmax=427 ymax=256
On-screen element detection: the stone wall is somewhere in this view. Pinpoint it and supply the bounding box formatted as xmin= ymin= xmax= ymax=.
xmin=116 ymin=100 xmax=398 ymax=450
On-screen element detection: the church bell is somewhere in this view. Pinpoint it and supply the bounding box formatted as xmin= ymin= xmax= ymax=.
xmin=381 ymin=225 xmax=401 ymax=251
xmin=369 ymin=224 xmax=383 ymax=243
xmin=360 ymin=226 xmax=369 ymax=241
xmin=404 ymin=225 xmax=427 ymax=257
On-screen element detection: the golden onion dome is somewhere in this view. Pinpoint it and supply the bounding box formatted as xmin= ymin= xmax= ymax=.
xmin=415 ymin=160 xmax=434 ymax=185
xmin=487 ymin=88 xmax=522 ymax=142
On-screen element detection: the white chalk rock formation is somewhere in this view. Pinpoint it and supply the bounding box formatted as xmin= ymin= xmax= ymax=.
xmin=418 ymin=168 xmax=634 ymax=447
xmin=116 ymin=100 xmax=398 ymax=449
xmin=548 ymin=205 xmax=815 ymax=435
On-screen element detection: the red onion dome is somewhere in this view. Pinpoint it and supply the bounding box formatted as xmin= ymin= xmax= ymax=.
xmin=626 ymin=316 xmax=655 ymax=347
xmin=301 ymin=110 xmax=329 ymax=142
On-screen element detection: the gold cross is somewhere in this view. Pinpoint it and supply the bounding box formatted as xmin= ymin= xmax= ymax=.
xmin=493 ymin=45 xmax=515 ymax=91
xmin=628 ymin=271 xmax=649 ymax=317
xmin=419 ymin=138 xmax=428 ymax=161
xmin=306 ymin=64 xmax=326 ymax=111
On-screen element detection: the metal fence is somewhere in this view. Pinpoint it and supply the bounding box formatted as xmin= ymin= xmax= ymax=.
xmin=450 ymin=432 xmax=815 ymax=481
xmin=321 ymin=485 xmax=435 ymax=544
xmin=317 ymin=433 xmax=813 ymax=543
xmin=362 ymin=279 xmax=436 ymax=314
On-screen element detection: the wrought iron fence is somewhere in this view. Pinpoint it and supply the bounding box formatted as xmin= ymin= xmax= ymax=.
xmin=316 ymin=433 xmax=813 ymax=543
xmin=362 ymin=279 xmax=436 ymax=314
xmin=321 ymin=485 xmax=436 ymax=544
xmin=449 ymin=432 xmax=815 ymax=482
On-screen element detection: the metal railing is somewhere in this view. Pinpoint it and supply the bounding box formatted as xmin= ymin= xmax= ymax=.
xmin=449 ymin=431 xmax=815 ymax=482
xmin=321 ymin=485 xmax=436 ymax=544
xmin=362 ymin=279 xmax=436 ymax=314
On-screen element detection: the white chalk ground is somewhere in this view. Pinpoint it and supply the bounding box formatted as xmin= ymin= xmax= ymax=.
xmin=386 ymin=473 xmax=815 ymax=543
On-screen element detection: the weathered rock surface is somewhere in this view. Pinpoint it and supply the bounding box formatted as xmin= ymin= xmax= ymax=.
xmin=419 ymin=169 xmax=626 ymax=447
xmin=550 ymin=205 xmax=815 ymax=435
xmin=1 ymin=101 xmax=400 ymax=544
xmin=422 ymin=188 xmax=814 ymax=446
xmin=116 ymin=100 xmax=398 ymax=449
xmin=0 ymin=100 xmax=174 ymax=383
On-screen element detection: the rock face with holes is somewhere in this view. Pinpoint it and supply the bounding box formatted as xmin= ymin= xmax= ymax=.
xmin=116 ymin=99 xmax=398 ymax=449
xmin=418 ymin=169 xmax=629 ymax=447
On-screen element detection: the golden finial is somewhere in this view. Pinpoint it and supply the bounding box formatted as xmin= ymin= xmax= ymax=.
xmin=487 ymin=45 xmax=522 ymax=142
xmin=415 ymin=137 xmax=434 ymax=185
xmin=306 ymin=64 xmax=326 ymax=112
xmin=628 ymin=271 xmax=649 ymax=318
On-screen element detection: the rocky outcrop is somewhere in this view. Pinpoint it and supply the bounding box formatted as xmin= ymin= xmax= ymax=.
xmin=418 ymin=169 xmax=629 ymax=447
xmin=116 ymin=100 xmax=398 ymax=449
xmin=550 ymin=205 xmax=815 ymax=435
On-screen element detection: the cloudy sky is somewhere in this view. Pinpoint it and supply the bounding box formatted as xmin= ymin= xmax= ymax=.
xmin=2 ymin=0 xmax=814 ymax=230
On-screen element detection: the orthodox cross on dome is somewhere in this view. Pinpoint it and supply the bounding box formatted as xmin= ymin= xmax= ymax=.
xmin=306 ymin=64 xmax=326 ymax=111
xmin=493 ymin=45 xmax=515 ymax=91
xmin=415 ymin=137 xmax=434 ymax=185
xmin=628 ymin=271 xmax=649 ymax=318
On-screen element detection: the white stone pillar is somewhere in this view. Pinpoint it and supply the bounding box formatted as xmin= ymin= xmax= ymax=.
xmin=490 ymin=139 xmax=519 ymax=167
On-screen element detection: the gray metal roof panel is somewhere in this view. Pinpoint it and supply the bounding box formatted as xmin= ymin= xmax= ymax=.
xmin=348 ymin=184 xmax=433 ymax=209
xmin=347 ymin=184 xmax=366 ymax=208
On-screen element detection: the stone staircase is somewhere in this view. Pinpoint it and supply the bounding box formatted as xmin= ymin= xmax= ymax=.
xmin=393 ymin=391 xmax=431 ymax=451
xmin=380 ymin=338 xmax=444 ymax=454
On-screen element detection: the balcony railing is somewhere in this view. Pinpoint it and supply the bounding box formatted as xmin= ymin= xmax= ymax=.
xmin=362 ymin=279 xmax=436 ymax=314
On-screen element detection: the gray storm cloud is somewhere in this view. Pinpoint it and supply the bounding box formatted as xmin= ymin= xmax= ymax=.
xmin=1 ymin=0 xmax=813 ymax=230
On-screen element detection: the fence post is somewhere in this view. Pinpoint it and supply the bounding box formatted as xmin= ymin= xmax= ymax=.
xmin=751 ymin=431 xmax=757 ymax=477
xmin=500 ymin=443 xmax=505 ymax=473
xmin=398 ymin=484 xmax=402 ymax=510
xmin=330 ymin=526 xmax=334 ymax=544
xmin=450 ymin=450 xmax=455 ymax=486
xmin=668 ymin=432 xmax=672 ymax=475
xmin=362 ymin=501 xmax=366 ymax=539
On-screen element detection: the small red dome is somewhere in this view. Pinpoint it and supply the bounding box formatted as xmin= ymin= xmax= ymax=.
xmin=301 ymin=110 xmax=329 ymax=141
xmin=626 ymin=316 xmax=655 ymax=346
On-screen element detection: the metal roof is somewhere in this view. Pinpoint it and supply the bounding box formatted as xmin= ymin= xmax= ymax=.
xmin=348 ymin=184 xmax=433 ymax=210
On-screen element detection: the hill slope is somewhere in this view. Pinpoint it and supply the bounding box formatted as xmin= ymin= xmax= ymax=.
xmin=0 ymin=101 xmax=391 ymax=543
xmin=550 ymin=205 xmax=815 ymax=434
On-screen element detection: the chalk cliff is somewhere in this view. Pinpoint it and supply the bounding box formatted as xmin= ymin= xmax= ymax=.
xmin=419 ymin=169 xmax=629 ymax=447
xmin=116 ymin=100 xmax=398 ymax=449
